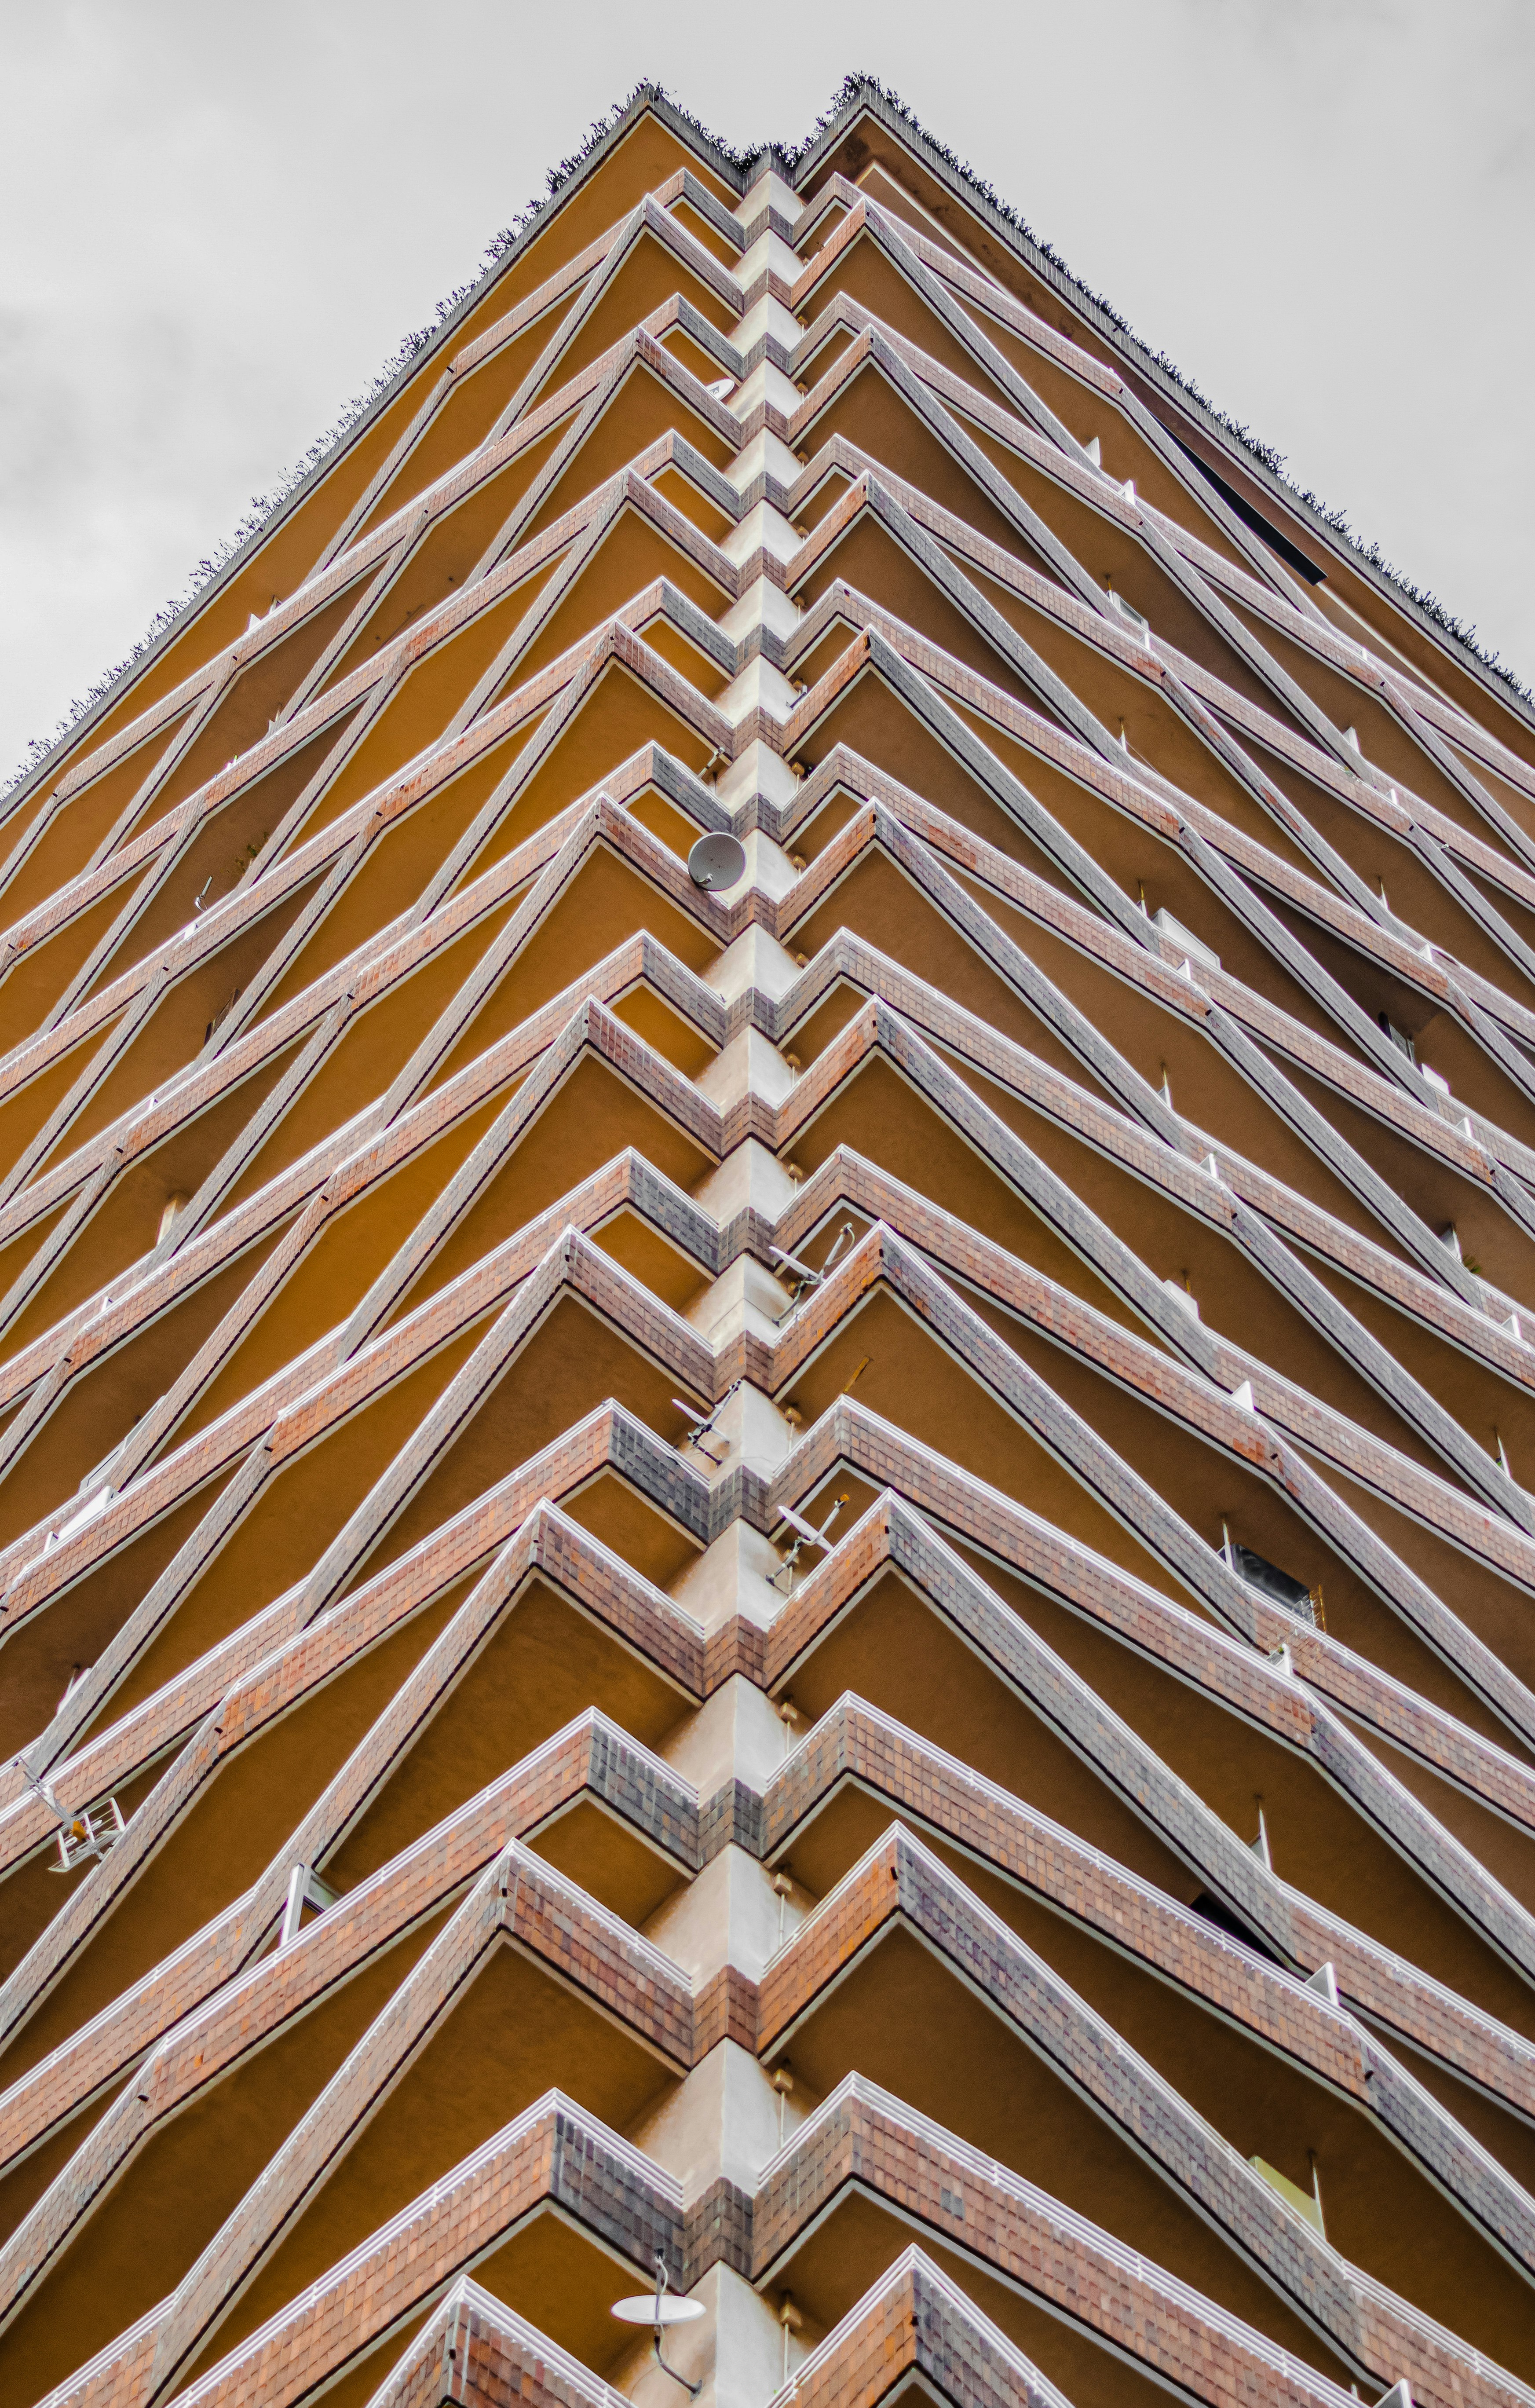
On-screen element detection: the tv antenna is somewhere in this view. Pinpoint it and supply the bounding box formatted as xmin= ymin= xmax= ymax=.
xmin=673 ymin=1381 xmax=738 ymax=1464
xmin=770 ymin=1492 xmax=849 ymax=1590
xmin=10 ymin=1757 xmax=127 ymax=1873
xmin=771 ymin=1221 xmax=856 ymax=1319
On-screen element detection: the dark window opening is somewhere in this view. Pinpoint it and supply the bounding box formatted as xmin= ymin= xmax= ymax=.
xmin=1378 ymin=1012 xmax=1416 ymax=1065
xmin=1226 ymin=1538 xmax=1323 ymax=1628
xmin=1174 ymin=442 xmax=1327 ymax=586
xmin=1190 ymin=1890 xmax=1284 ymax=1961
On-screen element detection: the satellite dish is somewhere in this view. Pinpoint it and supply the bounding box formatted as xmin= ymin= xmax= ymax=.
xmin=614 ymin=2255 xmax=705 ymax=2397
xmin=611 ymin=2295 xmax=706 ymax=2326
xmin=687 ymin=831 xmax=746 ymax=892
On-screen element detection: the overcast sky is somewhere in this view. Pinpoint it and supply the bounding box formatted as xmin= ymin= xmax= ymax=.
xmin=4 ymin=0 xmax=1532 ymax=788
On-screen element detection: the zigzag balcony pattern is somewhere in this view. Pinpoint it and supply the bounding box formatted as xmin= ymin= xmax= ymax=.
xmin=4 ymin=74 xmax=1535 ymax=2408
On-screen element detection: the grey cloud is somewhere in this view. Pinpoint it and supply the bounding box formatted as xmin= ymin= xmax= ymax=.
xmin=2 ymin=0 xmax=1531 ymax=777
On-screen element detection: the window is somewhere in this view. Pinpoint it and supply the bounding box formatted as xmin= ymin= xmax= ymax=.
xmin=1224 ymin=1535 xmax=1324 ymax=1629
xmin=1378 ymin=1013 xmax=1416 ymax=1065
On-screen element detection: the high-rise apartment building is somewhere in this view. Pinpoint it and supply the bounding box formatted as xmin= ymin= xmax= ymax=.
xmin=3 ymin=77 xmax=1535 ymax=2408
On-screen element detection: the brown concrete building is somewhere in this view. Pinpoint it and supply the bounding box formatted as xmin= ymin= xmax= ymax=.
xmin=3 ymin=75 xmax=1535 ymax=2408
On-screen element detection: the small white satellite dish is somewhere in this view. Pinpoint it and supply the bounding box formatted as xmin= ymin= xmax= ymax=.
xmin=687 ymin=831 xmax=746 ymax=892
xmin=611 ymin=2295 xmax=706 ymax=2326
xmin=614 ymin=2255 xmax=705 ymax=2396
